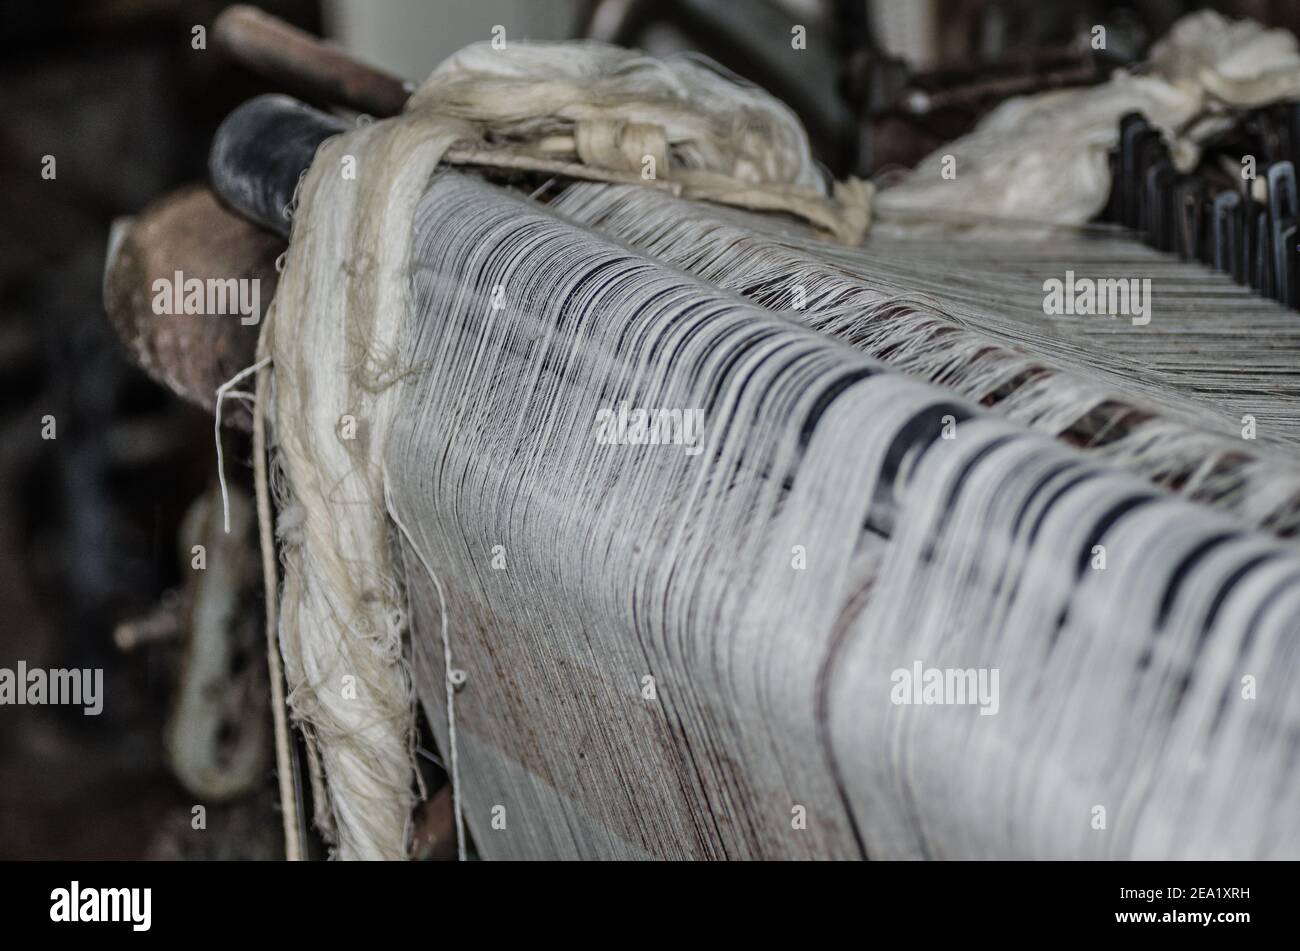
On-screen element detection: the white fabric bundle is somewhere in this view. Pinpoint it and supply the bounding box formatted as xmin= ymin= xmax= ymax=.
xmin=875 ymin=10 xmax=1300 ymax=231
xmin=417 ymin=40 xmax=825 ymax=189
xmin=420 ymin=40 xmax=871 ymax=243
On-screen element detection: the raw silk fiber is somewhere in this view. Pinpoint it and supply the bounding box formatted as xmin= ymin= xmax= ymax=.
xmin=387 ymin=175 xmax=1300 ymax=859
xmin=267 ymin=117 xmax=469 ymax=859
xmin=267 ymin=40 xmax=864 ymax=860
xmin=551 ymin=183 xmax=1300 ymax=534
xmin=268 ymin=41 xmax=1300 ymax=861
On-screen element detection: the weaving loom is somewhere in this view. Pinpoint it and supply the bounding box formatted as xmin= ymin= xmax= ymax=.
xmin=377 ymin=174 xmax=1300 ymax=860
xmin=104 ymin=7 xmax=1300 ymax=862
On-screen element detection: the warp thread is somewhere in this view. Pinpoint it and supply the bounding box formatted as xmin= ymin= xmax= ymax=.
xmin=265 ymin=41 xmax=861 ymax=859
xmin=552 ymin=182 xmax=1300 ymax=534
xmin=262 ymin=31 xmax=1300 ymax=861
xmin=382 ymin=174 xmax=1299 ymax=859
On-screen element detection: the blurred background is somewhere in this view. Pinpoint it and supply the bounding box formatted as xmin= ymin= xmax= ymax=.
xmin=3 ymin=0 xmax=1299 ymax=859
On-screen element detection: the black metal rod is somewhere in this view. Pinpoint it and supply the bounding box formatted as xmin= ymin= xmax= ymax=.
xmin=209 ymin=94 xmax=348 ymax=237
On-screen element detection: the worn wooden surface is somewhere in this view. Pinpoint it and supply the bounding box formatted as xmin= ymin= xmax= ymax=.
xmin=103 ymin=185 xmax=282 ymax=430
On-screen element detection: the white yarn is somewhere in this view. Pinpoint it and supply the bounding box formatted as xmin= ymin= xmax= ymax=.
xmin=553 ymin=181 xmax=1300 ymax=533
xmin=265 ymin=34 xmax=1300 ymax=861
xmin=420 ymin=40 xmax=872 ymax=243
xmin=379 ymin=173 xmax=1299 ymax=858
xmin=384 ymin=469 xmax=466 ymax=862
xmin=214 ymin=356 xmax=270 ymax=534
xmin=266 ymin=39 xmax=867 ymax=859
xmin=267 ymin=116 xmax=467 ymax=859
xmin=417 ymin=40 xmax=825 ymax=190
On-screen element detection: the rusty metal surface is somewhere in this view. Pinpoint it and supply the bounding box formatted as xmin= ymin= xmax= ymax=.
xmin=103 ymin=185 xmax=282 ymax=430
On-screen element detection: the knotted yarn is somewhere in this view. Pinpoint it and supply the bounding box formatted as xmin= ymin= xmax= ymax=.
xmin=418 ymin=40 xmax=872 ymax=243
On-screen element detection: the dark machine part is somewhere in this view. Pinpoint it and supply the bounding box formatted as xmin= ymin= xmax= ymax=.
xmin=0 ymin=0 xmax=325 ymax=859
xmin=209 ymin=94 xmax=348 ymax=238
xmin=1103 ymin=107 xmax=1300 ymax=309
